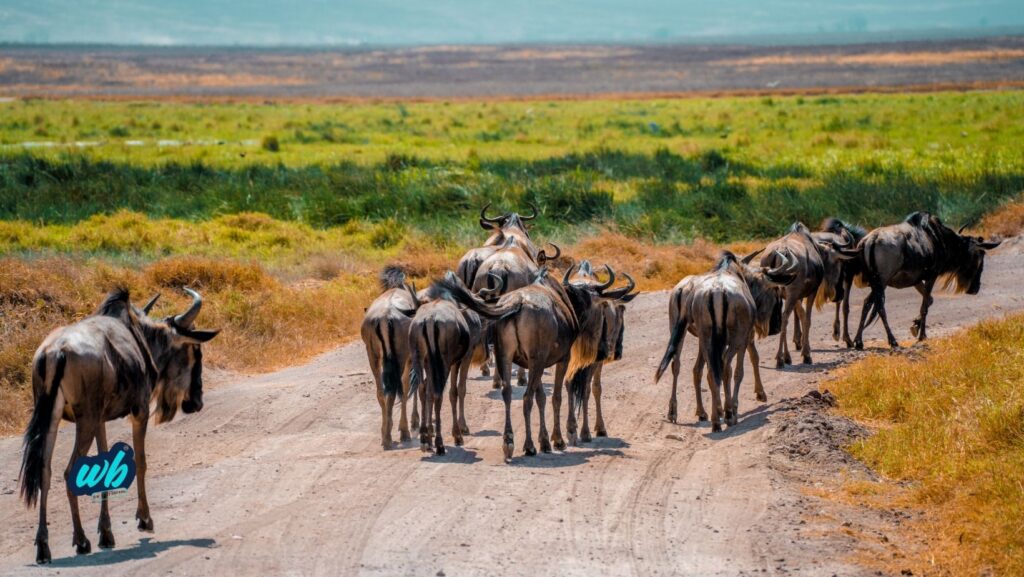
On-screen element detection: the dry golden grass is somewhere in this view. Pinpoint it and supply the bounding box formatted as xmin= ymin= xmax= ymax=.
xmin=980 ymin=198 xmax=1024 ymax=238
xmin=827 ymin=313 xmax=1024 ymax=576
xmin=0 ymin=230 xmax=724 ymax=435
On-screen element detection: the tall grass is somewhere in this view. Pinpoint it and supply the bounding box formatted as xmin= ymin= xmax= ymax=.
xmin=828 ymin=314 xmax=1024 ymax=576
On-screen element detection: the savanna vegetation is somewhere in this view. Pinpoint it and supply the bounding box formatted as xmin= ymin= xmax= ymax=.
xmin=828 ymin=313 xmax=1024 ymax=576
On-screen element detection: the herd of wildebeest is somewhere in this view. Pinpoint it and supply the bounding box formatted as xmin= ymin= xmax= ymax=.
xmin=16 ymin=204 xmax=1001 ymax=564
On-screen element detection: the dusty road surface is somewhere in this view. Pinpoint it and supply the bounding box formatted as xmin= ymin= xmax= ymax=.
xmin=0 ymin=244 xmax=1021 ymax=576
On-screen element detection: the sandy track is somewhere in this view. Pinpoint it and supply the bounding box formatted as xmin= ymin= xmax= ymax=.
xmin=0 ymin=246 xmax=1021 ymax=576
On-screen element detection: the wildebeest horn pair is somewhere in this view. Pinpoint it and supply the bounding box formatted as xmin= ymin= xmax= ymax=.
xmin=764 ymin=251 xmax=800 ymax=284
xmin=538 ymin=242 xmax=561 ymax=264
xmin=564 ymin=264 xmax=615 ymax=290
xmin=477 ymin=272 xmax=507 ymax=301
xmin=601 ymin=272 xmax=637 ymax=299
xmin=480 ymin=202 xmax=538 ymax=224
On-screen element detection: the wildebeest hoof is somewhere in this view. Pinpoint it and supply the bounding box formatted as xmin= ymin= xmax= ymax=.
xmin=910 ymin=320 xmax=920 ymax=337
xmin=596 ymin=428 xmax=608 ymax=438
xmin=696 ymin=411 xmax=708 ymax=422
xmin=35 ymin=542 xmax=51 ymax=564
xmin=435 ymin=442 xmax=446 ymax=456
xmin=832 ymin=323 xmax=841 ymax=341
xmin=775 ymin=358 xmax=785 ymax=369
xmin=75 ymin=537 xmax=92 ymax=555
xmin=400 ymin=430 xmax=412 ymax=443
xmin=711 ymin=422 xmax=722 ymax=433
xmin=98 ymin=529 xmax=115 ymax=549
xmin=580 ymin=429 xmax=592 ymax=443
xmin=540 ymin=436 xmax=552 ymax=453
xmin=802 ymin=355 xmax=813 ymax=365
xmin=756 ymin=391 xmax=768 ymax=403
xmin=888 ymin=339 xmax=901 ymax=349
xmin=783 ymin=352 xmax=793 ymax=365
xmin=854 ymin=340 xmax=864 ymax=350
xmin=523 ymin=443 xmax=537 ymax=456
xmin=481 ymin=365 xmax=491 ymax=377
xmin=552 ymin=437 xmax=566 ymax=451
xmin=453 ymin=434 xmax=464 ymax=447
xmin=492 ymin=382 xmax=501 ymax=390
xmin=137 ymin=516 xmax=154 ymax=532
xmin=460 ymin=424 xmax=470 ymax=435
xmin=844 ymin=337 xmax=855 ymax=348
xmin=503 ymin=442 xmax=514 ymax=463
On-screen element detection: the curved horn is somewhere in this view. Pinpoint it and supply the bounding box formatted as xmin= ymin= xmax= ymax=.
xmin=602 ymin=272 xmax=636 ymax=299
xmin=594 ymin=265 xmax=616 ymax=291
xmin=173 ymin=287 xmax=203 ymax=329
xmin=741 ymin=248 xmax=764 ymax=265
xmin=562 ymin=262 xmax=577 ymax=287
xmin=477 ymin=272 xmax=507 ymax=301
xmin=958 ymin=224 xmax=969 ymax=235
xmin=979 ymin=238 xmax=1002 ymax=250
xmin=142 ymin=293 xmax=161 ymax=315
xmin=480 ymin=202 xmax=505 ymax=224
xmin=538 ymin=242 xmax=562 ymax=263
xmin=766 ymin=250 xmax=790 ymax=275
xmin=521 ymin=201 xmax=539 ymax=221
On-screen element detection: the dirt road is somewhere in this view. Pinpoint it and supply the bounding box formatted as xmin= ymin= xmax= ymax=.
xmin=1 ymin=245 xmax=1021 ymax=576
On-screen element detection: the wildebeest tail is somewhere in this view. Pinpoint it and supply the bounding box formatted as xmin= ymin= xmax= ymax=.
xmin=570 ymin=364 xmax=593 ymax=418
xmin=376 ymin=320 xmax=403 ymax=396
xmin=435 ymin=274 xmax=520 ymax=321
xmin=707 ymin=293 xmax=728 ymax=387
xmin=654 ymin=313 xmax=688 ymax=383
xmin=426 ymin=323 xmax=447 ymax=396
xmin=20 ymin=351 xmax=65 ymax=508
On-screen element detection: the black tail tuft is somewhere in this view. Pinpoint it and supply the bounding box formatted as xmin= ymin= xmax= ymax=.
xmin=378 ymin=320 xmax=403 ymax=396
xmin=707 ymin=294 xmax=727 ymax=388
xmin=20 ymin=351 xmax=65 ymax=508
xmin=570 ymin=364 xmax=593 ymax=418
xmin=655 ymin=315 xmax=688 ymax=383
xmin=427 ymin=323 xmax=447 ymax=396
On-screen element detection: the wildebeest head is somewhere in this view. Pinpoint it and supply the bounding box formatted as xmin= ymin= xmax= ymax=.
xmin=948 ymin=224 xmax=1002 ymax=295
xmin=137 ymin=288 xmax=220 ymax=422
xmin=479 ymin=202 xmax=537 ymax=244
xmin=739 ymin=248 xmax=800 ymax=338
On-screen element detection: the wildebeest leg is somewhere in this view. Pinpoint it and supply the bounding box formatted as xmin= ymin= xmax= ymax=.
xmin=579 ymin=368 xmax=593 ymax=443
xmin=456 ymin=352 xmax=472 ymax=435
xmin=533 ymin=370 xmax=552 ymax=453
xmin=832 ymin=300 xmax=842 ymax=342
xmin=792 ymin=310 xmax=802 ymax=351
xmin=34 ymin=389 xmax=65 ymax=564
xmin=874 ymin=288 xmax=899 ymax=348
xmin=776 ymin=297 xmax=796 ymax=367
xmin=730 ymin=349 xmax=746 ymax=427
xmin=500 ymin=362 xmax=515 ymax=463
xmin=800 ymin=295 xmax=814 ymax=364
xmin=131 ymin=412 xmax=154 ymax=532
xmin=911 ymin=279 xmax=936 ymax=341
xmin=521 ymin=362 xmax=538 ymax=456
xmin=668 ymin=345 xmax=682 ymax=423
xmin=593 ymin=363 xmax=607 ymax=437
xmin=721 ymin=357 xmax=735 ymax=426
xmin=399 ymin=361 xmax=412 ymax=443
xmin=419 ymin=370 xmax=432 ymax=452
xmin=550 ymin=362 xmax=567 ymax=451
xmin=841 ymin=278 xmax=855 ymax=348
xmin=449 ymin=367 xmax=464 ymax=447
xmin=65 ymin=420 xmax=97 ymax=555
xmin=95 ymin=422 xmax=115 ymax=549
xmin=433 ymin=371 xmax=446 ymax=456
xmin=748 ymin=341 xmax=766 ymax=402
xmin=705 ymin=358 xmax=723 ymax=433
xmin=692 ymin=354 xmax=708 ymax=421
xmin=383 ymin=391 xmax=397 ymax=449
xmin=853 ymin=289 xmax=875 ymax=350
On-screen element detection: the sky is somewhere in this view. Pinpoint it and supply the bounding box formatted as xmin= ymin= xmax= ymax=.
xmin=1 ymin=0 xmax=1022 ymax=46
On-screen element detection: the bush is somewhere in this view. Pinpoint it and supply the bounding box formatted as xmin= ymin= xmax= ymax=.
xmin=261 ymin=135 xmax=280 ymax=152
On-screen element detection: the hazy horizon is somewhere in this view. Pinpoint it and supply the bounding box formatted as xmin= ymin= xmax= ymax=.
xmin=2 ymin=1 xmax=1023 ymax=47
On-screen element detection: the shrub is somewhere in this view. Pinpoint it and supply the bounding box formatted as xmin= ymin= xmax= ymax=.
xmin=261 ymin=135 xmax=280 ymax=152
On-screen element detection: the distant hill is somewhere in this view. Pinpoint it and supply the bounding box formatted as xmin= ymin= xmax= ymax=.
xmin=2 ymin=0 xmax=1024 ymax=46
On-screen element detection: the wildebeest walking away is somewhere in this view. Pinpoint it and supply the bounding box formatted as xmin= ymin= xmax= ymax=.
xmin=19 ymin=288 xmax=219 ymax=564
xmin=361 ymin=266 xmax=420 ymax=449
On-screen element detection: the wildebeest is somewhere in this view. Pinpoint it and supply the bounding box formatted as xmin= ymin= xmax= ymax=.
xmin=408 ymin=280 xmax=485 ymax=454
xmin=455 ymin=203 xmax=539 ymax=288
xmin=853 ymin=211 xmax=1001 ymax=349
xmin=655 ymin=251 xmax=796 ymax=427
xmin=561 ymin=261 xmax=638 ymax=442
xmin=438 ymin=263 xmax=624 ymax=461
xmin=815 ymin=218 xmax=868 ymax=348
xmin=361 ymin=266 xmax=420 ymax=449
xmin=19 ymin=288 xmax=219 ymax=564
xmin=760 ymin=222 xmax=851 ymax=367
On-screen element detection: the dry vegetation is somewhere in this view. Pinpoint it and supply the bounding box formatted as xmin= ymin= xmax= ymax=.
xmin=827 ymin=313 xmax=1024 ymax=576
xmin=0 ymin=212 xmax=742 ymax=434
xmin=981 ymin=197 xmax=1024 ymax=238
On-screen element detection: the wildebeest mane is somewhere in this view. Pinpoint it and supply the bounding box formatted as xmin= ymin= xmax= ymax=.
xmin=379 ymin=266 xmax=408 ymax=290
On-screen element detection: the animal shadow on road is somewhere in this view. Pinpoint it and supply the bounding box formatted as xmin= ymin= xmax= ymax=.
xmin=483 ymin=383 xmax=553 ymax=401
xmin=511 ymin=446 xmax=627 ymax=468
xmin=420 ymin=445 xmax=483 ymax=464
xmin=771 ymin=357 xmax=844 ymax=374
xmin=47 ymin=537 xmax=216 ymax=567
xmin=674 ymin=403 xmax=781 ymax=439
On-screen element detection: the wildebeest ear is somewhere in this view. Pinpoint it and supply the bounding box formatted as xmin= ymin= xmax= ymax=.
xmin=177 ymin=328 xmax=221 ymax=344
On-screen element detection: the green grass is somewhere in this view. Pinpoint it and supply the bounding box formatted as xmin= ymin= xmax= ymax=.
xmin=829 ymin=313 xmax=1024 ymax=576
xmin=2 ymin=91 xmax=1023 ymax=243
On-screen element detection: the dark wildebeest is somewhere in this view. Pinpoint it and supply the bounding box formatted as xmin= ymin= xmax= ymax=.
xmin=20 ymin=288 xmax=219 ymax=564
xmin=853 ymin=211 xmax=1001 ymax=349
xmin=654 ymin=251 xmax=796 ymax=426
xmin=408 ymin=280 xmax=486 ymax=454
xmin=438 ymin=264 xmax=625 ymax=461
xmin=561 ymin=261 xmax=638 ymax=442
xmin=761 ymin=222 xmax=852 ymax=367
xmin=815 ymin=218 xmax=868 ymax=348
xmin=361 ymin=266 xmax=420 ymax=449
xmin=455 ymin=202 xmax=539 ymax=288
